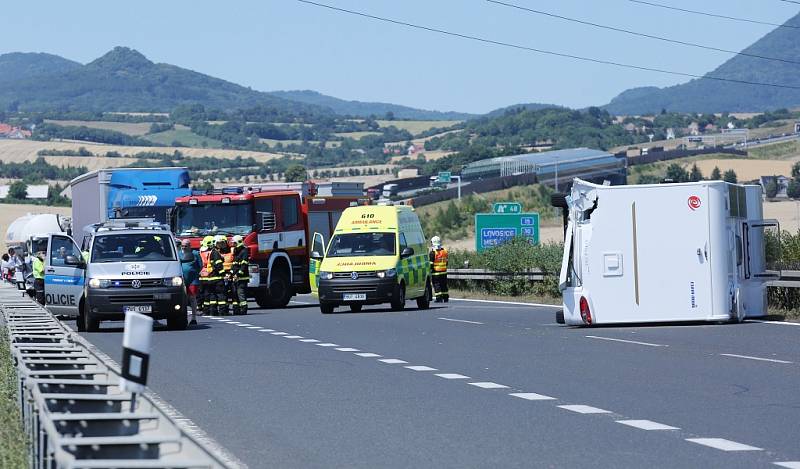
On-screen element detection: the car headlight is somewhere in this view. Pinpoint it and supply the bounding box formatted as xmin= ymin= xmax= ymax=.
xmin=88 ymin=278 xmax=109 ymax=288
xmin=166 ymin=276 xmax=184 ymax=287
xmin=319 ymin=271 xmax=333 ymax=280
xmin=377 ymin=268 xmax=396 ymax=278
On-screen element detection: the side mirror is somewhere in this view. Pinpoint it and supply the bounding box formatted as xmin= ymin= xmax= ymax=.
xmin=65 ymin=255 xmax=84 ymax=268
xmin=310 ymin=251 xmax=323 ymax=261
xmin=400 ymin=247 xmax=414 ymax=258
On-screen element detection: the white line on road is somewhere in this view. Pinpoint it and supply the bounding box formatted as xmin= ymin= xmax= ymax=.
xmin=450 ymin=298 xmax=561 ymax=308
xmin=378 ymin=359 xmax=408 ymax=364
xmin=355 ymin=353 xmax=381 ymax=358
xmin=747 ymin=319 xmax=800 ymax=327
xmin=585 ymin=335 xmax=668 ymax=347
xmin=469 ymin=382 xmax=509 ymax=389
xmin=290 ymin=300 xmax=312 ymax=305
xmin=336 ymin=347 xmax=360 ymax=352
xmin=509 ymin=392 xmax=556 ymax=401
xmin=246 ymin=326 xmax=261 ymax=329
xmin=316 ymin=343 xmax=339 ymax=347
xmin=436 ymin=373 xmax=471 ymax=380
xmin=617 ymin=420 xmax=679 ymax=431
xmin=719 ymin=353 xmax=793 ymax=364
xmin=437 ymin=317 xmax=484 ymax=325
xmin=284 ymin=335 xmax=303 ymax=339
xmin=686 ymin=438 xmax=762 ymax=451
xmin=226 ymin=321 xmax=241 ymax=325
xmin=236 ymin=324 xmax=253 ymax=327
xmin=299 ymin=339 xmax=319 ymax=343
xmin=774 ymin=462 xmax=800 ymax=468
xmin=271 ymin=332 xmax=288 ymax=336
xmin=558 ymin=405 xmax=611 ymax=414
xmin=258 ymin=329 xmax=275 ymax=332
xmin=404 ymin=365 xmax=437 ymax=371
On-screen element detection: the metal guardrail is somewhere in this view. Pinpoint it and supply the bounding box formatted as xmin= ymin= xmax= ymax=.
xmin=0 ymin=286 xmax=238 ymax=469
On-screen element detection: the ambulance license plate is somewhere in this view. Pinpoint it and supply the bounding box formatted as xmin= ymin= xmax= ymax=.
xmin=342 ymin=293 xmax=366 ymax=301
xmin=124 ymin=305 xmax=152 ymax=314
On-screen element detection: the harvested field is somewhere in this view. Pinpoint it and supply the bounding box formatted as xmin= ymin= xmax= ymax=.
xmin=693 ymin=159 xmax=796 ymax=182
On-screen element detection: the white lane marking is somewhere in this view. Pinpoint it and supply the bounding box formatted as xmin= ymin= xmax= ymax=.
xmin=558 ymin=405 xmax=611 ymax=414
xmin=617 ymin=420 xmax=679 ymax=431
xmin=355 ymin=353 xmax=382 ymax=358
xmin=290 ymin=300 xmax=312 ymax=305
xmin=316 ymin=343 xmax=340 ymax=347
xmin=719 ymin=353 xmax=793 ymax=364
xmin=335 ymin=347 xmax=360 ymax=352
xmin=686 ymin=438 xmax=762 ymax=452
xmin=246 ymin=326 xmax=261 ymax=329
xmin=299 ymin=339 xmax=320 ymax=343
xmin=271 ymin=332 xmax=289 ymax=336
xmin=378 ymin=359 xmax=408 ymax=364
xmin=509 ymin=392 xmax=556 ymax=401
xmin=747 ymin=319 xmax=800 ymax=327
xmin=585 ymin=335 xmax=668 ymax=348
xmin=258 ymin=329 xmax=275 ymax=332
xmin=404 ymin=365 xmax=438 ymax=371
xmin=437 ymin=317 xmax=484 ymax=325
xmin=469 ymin=382 xmax=509 ymax=389
xmin=436 ymin=373 xmax=471 ymax=380
xmin=450 ymin=298 xmax=561 ymax=308
xmin=774 ymin=462 xmax=800 ymax=468
xmin=227 ymin=321 xmax=241 ymax=325
xmin=284 ymin=335 xmax=303 ymax=339
xmin=236 ymin=324 xmax=253 ymax=327
xmin=217 ymin=319 xmax=232 ymax=322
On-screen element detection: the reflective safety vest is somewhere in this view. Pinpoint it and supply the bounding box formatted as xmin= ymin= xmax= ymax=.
xmin=222 ymin=251 xmax=234 ymax=272
xmin=199 ymin=250 xmax=211 ymax=279
xmin=432 ymin=247 xmax=448 ymax=273
xmin=32 ymin=257 xmax=45 ymax=280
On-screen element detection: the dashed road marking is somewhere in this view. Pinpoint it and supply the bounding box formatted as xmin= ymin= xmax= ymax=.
xmin=336 ymin=347 xmax=360 ymax=352
xmin=509 ymin=392 xmax=556 ymax=401
xmin=438 ymin=317 xmax=484 ymax=325
xmin=686 ymin=438 xmax=762 ymax=452
xmin=719 ymin=353 xmax=792 ymax=364
xmin=617 ymin=420 xmax=679 ymax=431
xmin=436 ymin=373 xmax=471 ymax=380
xmin=378 ymin=359 xmax=408 ymax=364
xmin=585 ymin=335 xmax=668 ymax=348
xmin=450 ymin=298 xmax=561 ymax=308
xmin=271 ymin=332 xmax=288 ymax=336
xmin=227 ymin=321 xmax=242 ymax=325
xmin=469 ymin=382 xmax=509 ymax=389
xmin=246 ymin=326 xmax=261 ymax=329
xmin=404 ymin=365 xmax=437 ymax=371
xmin=774 ymin=462 xmax=800 ymax=468
xmin=258 ymin=329 xmax=275 ymax=332
xmin=316 ymin=343 xmax=340 ymax=347
xmin=558 ymin=405 xmax=611 ymax=414
xmin=355 ymin=353 xmax=382 ymax=358
xmin=284 ymin=335 xmax=303 ymax=339
xmin=299 ymin=339 xmax=319 ymax=343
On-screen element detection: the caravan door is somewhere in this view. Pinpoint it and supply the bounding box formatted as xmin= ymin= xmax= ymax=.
xmin=44 ymin=234 xmax=85 ymax=318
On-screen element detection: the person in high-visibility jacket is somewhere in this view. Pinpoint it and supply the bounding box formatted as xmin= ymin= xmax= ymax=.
xmin=231 ymin=235 xmax=250 ymax=315
xmin=207 ymin=235 xmax=227 ymax=316
xmin=198 ymin=236 xmax=214 ymax=314
xmin=220 ymin=237 xmax=236 ymax=315
xmin=32 ymin=251 xmax=45 ymax=305
xmin=429 ymin=236 xmax=449 ymax=303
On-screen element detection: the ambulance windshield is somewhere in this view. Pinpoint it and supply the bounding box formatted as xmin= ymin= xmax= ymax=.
xmin=327 ymin=233 xmax=396 ymax=257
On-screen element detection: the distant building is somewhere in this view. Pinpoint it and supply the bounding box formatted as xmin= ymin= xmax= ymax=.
xmin=759 ymin=175 xmax=790 ymax=198
xmin=0 ymin=123 xmax=32 ymax=139
xmin=666 ymin=128 xmax=676 ymax=140
xmin=687 ymin=122 xmax=701 ymax=136
xmin=0 ymin=184 xmax=50 ymax=200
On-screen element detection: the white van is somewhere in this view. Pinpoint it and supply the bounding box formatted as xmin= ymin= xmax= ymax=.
xmin=556 ymin=178 xmax=778 ymax=326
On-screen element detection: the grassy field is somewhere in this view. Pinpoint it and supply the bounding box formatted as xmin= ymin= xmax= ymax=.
xmin=334 ymin=131 xmax=382 ymax=140
xmin=0 ymin=139 xmax=283 ymax=165
xmin=44 ymin=119 xmax=153 ymax=136
xmin=749 ymin=140 xmax=800 ymax=160
xmin=0 ymin=327 xmax=28 ymax=468
xmin=376 ymin=120 xmax=461 ymax=135
xmin=260 ymin=138 xmax=340 ymax=149
xmin=144 ymin=125 xmax=224 ymax=148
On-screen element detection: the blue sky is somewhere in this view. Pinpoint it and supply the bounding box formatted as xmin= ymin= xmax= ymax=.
xmin=1 ymin=0 xmax=797 ymax=113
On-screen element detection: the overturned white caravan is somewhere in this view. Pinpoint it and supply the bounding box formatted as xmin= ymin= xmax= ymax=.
xmin=557 ymin=178 xmax=778 ymax=326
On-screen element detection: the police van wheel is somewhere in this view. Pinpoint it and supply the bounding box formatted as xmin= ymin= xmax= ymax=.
xmin=391 ymin=284 xmax=406 ymax=312
xmin=76 ymin=300 xmax=87 ymax=332
xmin=416 ymin=282 xmax=432 ymax=310
xmin=320 ymin=302 xmax=335 ymax=314
xmin=81 ymin=305 xmax=99 ymax=333
xmin=267 ymin=271 xmax=292 ymax=308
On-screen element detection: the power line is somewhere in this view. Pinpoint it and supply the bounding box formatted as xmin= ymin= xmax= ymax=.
xmin=628 ymin=0 xmax=800 ymax=29
xmin=487 ymin=0 xmax=800 ymax=66
xmin=295 ymin=0 xmax=800 ymax=90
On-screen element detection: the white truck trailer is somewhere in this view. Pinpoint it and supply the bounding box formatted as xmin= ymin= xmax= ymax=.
xmin=557 ymin=178 xmax=778 ymax=326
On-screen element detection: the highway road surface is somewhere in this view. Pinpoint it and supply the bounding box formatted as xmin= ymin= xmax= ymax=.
xmin=68 ymin=296 xmax=800 ymax=468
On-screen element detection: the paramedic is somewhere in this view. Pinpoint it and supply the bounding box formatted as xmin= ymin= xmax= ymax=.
xmin=429 ymin=236 xmax=449 ymax=303
xmin=32 ymin=251 xmax=45 ymax=305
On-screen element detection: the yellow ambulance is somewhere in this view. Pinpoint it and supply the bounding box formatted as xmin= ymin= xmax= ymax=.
xmin=309 ymin=205 xmax=431 ymax=314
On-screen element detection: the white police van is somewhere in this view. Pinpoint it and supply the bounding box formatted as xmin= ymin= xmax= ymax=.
xmin=43 ymin=219 xmax=188 ymax=332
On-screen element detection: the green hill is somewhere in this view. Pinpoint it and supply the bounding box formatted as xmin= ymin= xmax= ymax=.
xmin=604 ymin=12 xmax=800 ymax=114
xmin=0 ymin=52 xmax=81 ymax=86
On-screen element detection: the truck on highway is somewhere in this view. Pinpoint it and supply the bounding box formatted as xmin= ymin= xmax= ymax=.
xmin=172 ymin=181 xmax=365 ymax=308
xmin=69 ymin=168 xmax=191 ymax=244
xmin=555 ymin=178 xmax=777 ymax=326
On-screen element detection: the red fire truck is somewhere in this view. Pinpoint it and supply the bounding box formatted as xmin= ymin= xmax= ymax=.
xmin=172 ymin=182 xmax=365 ymax=308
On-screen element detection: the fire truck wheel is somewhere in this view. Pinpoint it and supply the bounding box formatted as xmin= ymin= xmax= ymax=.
xmin=254 ymin=290 xmax=270 ymax=309
xmin=267 ymin=270 xmax=292 ymax=308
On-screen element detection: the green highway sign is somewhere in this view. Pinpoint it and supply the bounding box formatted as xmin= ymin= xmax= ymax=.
xmin=438 ymin=171 xmax=452 ymax=183
xmin=493 ymin=202 xmax=521 ymax=214
xmin=475 ymin=212 xmax=539 ymax=252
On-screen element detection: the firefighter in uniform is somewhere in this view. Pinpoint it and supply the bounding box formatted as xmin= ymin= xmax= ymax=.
xmin=429 ymin=236 xmax=449 ymax=303
xmin=231 ymin=235 xmax=250 ymax=315
xmin=198 ymin=236 xmax=214 ymax=315
xmin=207 ymin=235 xmax=227 ymax=316
xmin=32 ymin=250 xmax=46 ymax=305
xmin=219 ymin=236 xmax=235 ymax=315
